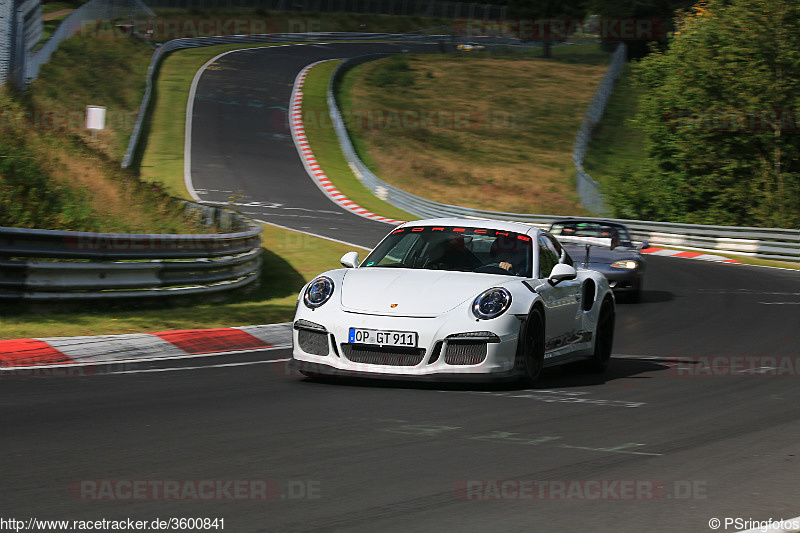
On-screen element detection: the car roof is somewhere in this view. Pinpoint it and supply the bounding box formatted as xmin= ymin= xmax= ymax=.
xmin=399 ymin=218 xmax=539 ymax=236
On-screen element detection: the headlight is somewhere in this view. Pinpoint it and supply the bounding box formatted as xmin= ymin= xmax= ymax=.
xmin=472 ymin=288 xmax=512 ymax=320
xmin=611 ymin=260 xmax=638 ymax=270
xmin=303 ymin=276 xmax=334 ymax=309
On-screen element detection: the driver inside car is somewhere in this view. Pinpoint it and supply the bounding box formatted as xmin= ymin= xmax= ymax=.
xmin=425 ymin=234 xmax=481 ymax=271
xmin=490 ymin=236 xmax=526 ymax=275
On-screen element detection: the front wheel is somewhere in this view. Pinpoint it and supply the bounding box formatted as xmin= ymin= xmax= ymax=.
xmin=516 ymin=308 xmax=545 ymax=386
xmin=584 ymin=298 xmax=615 ymax=373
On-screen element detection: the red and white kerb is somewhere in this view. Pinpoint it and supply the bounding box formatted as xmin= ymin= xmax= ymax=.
xmin=290 ymin=61 xmax=404 ymax=225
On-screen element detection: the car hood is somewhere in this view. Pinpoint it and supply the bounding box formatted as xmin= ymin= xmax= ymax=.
xmin=562 ymin=244 xmax=638 ymax=265
xmin=340 ymin=268 xmax=513 ymax=317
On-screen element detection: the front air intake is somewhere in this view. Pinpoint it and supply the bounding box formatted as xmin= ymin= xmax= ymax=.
xmin=444 ymin=341 xmax=487 ymax=365
xmin=341 ymin=344 xmax=425 ymax=366
xmin=297 ymin=329 xmax=329 ymax=356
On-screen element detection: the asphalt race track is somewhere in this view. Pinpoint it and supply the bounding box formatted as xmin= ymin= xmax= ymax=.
xmin=2 ymin=42 xmax=800 ymax=532
xmin=188 ymin=41 xmax=439 ymax=247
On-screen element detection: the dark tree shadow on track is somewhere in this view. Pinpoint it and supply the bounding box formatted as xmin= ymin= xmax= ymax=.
xmin=292 ymin=357 xmax=672 ymax=392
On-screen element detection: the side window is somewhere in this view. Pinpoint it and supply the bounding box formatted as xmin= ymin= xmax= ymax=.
xmin=546 ymin=234 xmax=573 ymax=267
xmin=538 ymin=236 xmax=559 ymax=278
xmin=375 ymin=234 xmax=421 ymax=266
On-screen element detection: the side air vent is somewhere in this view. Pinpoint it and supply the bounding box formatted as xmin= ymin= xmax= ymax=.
xmin=582 ymin=279 xmax=596 ymax=312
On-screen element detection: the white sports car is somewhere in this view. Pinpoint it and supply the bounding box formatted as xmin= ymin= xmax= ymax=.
xmin=291 ymin=218 xmax=615 ymax=383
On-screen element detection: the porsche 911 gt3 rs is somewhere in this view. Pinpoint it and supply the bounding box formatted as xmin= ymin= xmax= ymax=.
xmin=291 ymin=218 xmax=615 ymax=383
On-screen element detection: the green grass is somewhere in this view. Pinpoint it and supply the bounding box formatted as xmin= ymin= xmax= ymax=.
xmin=2 ymin=34 xmax=203 ymax=234
xmin=30 ymin=35 xmax=153 ymax=160
xmin=582 ymin=64 xmax=648 ymax=185
xmin=538 ymin=42 xmax=614 ymax=65
xmin=335 ymin=49 xmax=610 ymax=215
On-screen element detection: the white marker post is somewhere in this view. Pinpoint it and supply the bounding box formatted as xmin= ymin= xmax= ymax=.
xmin=86 ymin=105 xmax=106 ymax=141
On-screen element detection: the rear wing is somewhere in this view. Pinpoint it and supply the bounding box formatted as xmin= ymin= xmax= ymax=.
xmin=556 ymin=235 xmax=613 ymax=248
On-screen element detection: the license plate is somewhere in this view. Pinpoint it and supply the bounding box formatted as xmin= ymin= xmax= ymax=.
xmin=348 ymin=328 xmax=417 ymax=347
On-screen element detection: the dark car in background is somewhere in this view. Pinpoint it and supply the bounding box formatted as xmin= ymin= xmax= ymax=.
xmin=549 ymin=219 xmax=649 ymax=301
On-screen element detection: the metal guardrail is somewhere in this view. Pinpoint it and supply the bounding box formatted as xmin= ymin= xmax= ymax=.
xmin=572 ymin=42 xmax=626 ymax=217
xmin=327 ymin=53 xmax=800 ymax=262
xmin=0 ymin=203 xmax=264 ymax=300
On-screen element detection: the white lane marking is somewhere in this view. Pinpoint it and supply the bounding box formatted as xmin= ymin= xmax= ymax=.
xmin=734 ymin=366 xmax=778 ymax=374
xmin=0 ymin=345 xmax=291 ymax=372
xmin=255 ymin=219 xmax=370 ymax=251
xmin=727 ymin=262 xmax=800 ymax=272
xmin=106 ymin=358 xmax=292 ymax=375
xmin=698 ymin=289 xmax=800 ymax=296
xmin=611 ymin=354 xmax=667 ymax=360
xmin=759 ymin=301 xmax=800 ymax=305
xmin=437 ymin=389 xmax=645 ymax=408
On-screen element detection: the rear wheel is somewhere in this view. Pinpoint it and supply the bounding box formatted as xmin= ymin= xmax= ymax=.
xmin=516 ymin=308 xmax=545 ymax=386
xmin=585 ymin=298 xmax=615 ymax=373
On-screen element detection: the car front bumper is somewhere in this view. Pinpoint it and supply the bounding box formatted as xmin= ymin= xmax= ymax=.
xmin=291 ymin=311 xmax=523 ymax=380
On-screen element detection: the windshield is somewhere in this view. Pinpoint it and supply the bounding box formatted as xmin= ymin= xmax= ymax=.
xmin=362 ymin=225 xmax=533 ymax=277
xmin=550 ymin=221 xmax=633 ymax=247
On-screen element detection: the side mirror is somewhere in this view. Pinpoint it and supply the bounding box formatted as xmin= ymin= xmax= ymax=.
xmin=340 ymin=251 xmax=359 ymax=268
xmin=549 ymin=263 xmax=577 ymax=285
xmin=639 ymin=241 xmax=650 ymax=250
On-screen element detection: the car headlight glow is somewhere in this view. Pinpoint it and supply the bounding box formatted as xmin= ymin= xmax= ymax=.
xmin=303 ymin=276 xmax=334 ymax=309
xmin=611 ymin=260 xmax=638 ymax=270
xmin=472 ymin=288 xmax=512 ymax=320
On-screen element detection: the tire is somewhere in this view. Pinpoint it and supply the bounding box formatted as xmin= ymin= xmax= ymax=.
xmin=585 ymin=297 xmax=615 ymax=373
xmin=516 ymin=307 xmax=545 ymax=386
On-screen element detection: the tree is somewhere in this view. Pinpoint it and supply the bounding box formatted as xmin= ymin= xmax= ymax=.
xmin=506 ymin=0 xmax=587 ymax=58
xmin=587 ymin=0 xmax=696 ymax=58
xmin=619 ymin=0 xmax=800 ymax=227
